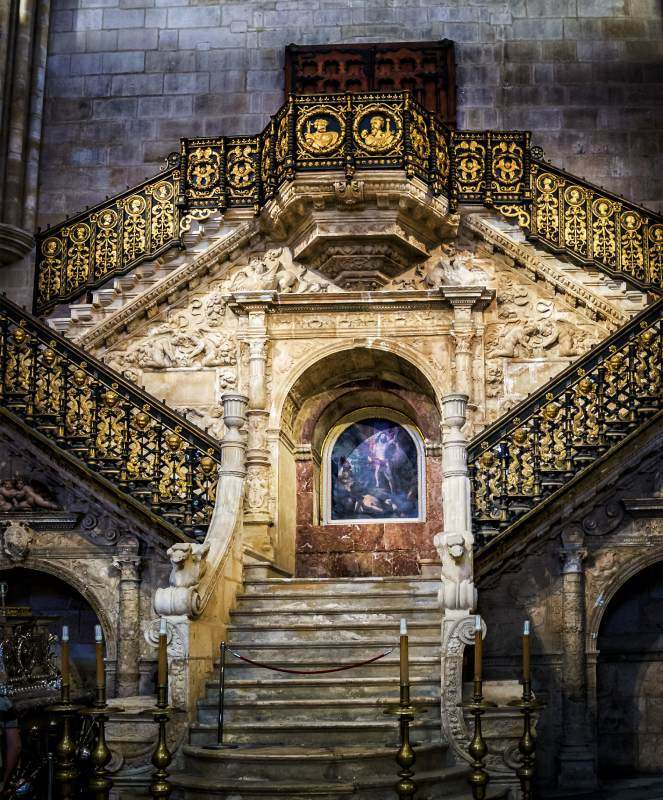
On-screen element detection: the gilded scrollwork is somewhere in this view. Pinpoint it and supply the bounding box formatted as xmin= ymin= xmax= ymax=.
xmin=187 ymin=146 xmax=222 ymax=198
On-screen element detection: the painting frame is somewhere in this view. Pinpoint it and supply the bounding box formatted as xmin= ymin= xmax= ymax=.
xmin=321 ymin=408 xmax=426 ymax=525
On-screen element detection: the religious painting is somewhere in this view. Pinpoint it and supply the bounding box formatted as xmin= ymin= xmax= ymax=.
xmin=327 ymin=418 xmax=423 ymax=523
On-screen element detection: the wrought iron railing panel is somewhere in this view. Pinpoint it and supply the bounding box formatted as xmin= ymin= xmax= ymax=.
xmin=34 ymin=92 xmax=530 ymax=315
xmin=35 ymin=166 xmax=181 ymax=316
xmin=468 ymin=298 xmax=663 ymax=546
xmin=528 ymin=158 xmax=663 ymax=292
xmin=0 ymin=295 xmax=222 ymax=539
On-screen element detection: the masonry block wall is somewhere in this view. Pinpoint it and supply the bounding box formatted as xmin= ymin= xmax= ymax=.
xmin=38 ymin=0 xmax=663 ymax=231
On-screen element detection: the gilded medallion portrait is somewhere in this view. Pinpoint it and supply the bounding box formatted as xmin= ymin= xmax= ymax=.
xmin=297 ymin=107 xmax=345 ymax=157
xmin=354 ymin=106 xmax=402 ymax=155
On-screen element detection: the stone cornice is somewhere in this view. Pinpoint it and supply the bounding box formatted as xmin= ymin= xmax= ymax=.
xmin=77 ymin=221 xmax=260 ymax=350
xmin=465 ymin=212 xmax=631 ymax=330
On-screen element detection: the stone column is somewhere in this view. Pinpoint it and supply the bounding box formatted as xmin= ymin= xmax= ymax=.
xmin=434 ymin=394 xmax=477 ymax=613
xmin=557 ymin=527 xmax=597 ymax=789
xmin=111 ymin=534 xmax=142 ymax=697
xmin=0 ymin=0 xmax=51 ymax=263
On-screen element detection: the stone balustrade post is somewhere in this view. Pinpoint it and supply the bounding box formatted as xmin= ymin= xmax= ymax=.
xmin=220 ymin=393 xmax=249 ymax=477
xmin=111 ymin=534 xmax=142 ymax=697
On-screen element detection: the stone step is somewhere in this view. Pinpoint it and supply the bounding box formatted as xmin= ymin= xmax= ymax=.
xmin=196 ymin=695 xmax=441 ymax=726
xmin=227 ymin=621 xmax=439 ymax=645
xmin=189 ymin=717 xmax=442 ymax=747
xmin=171 ymin=765 xmax=487 ymax=800
xmin=180 ymin=741 xmax=445 ymax=784
xmin=235 ymin=592 xmax=439 ymax=612
xmin=242 ymin=577 xmax=439 ymax=595
xmin=204 ymin=676 xmax=440 ymax=703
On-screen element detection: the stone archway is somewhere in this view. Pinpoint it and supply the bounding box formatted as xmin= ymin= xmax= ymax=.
xmin=1 ymin=565 xmax=108 ymax=696
xmin=277 ymin=345 xmax=442 ymax=577
xmin=596 ymin=560 xmax=663 ymax=777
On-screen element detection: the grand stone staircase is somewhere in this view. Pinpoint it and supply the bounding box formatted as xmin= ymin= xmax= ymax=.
xmin=170 ymin=575 xmax=505 ymax=800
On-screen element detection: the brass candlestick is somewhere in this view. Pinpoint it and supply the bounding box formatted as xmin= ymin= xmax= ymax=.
xmin=150 ymin=621 xmax=172 ymax=799
xmin=49 ymin=626 xmax=83 ymax=800
xmin=384 ymin=621 xmax=426 ymax=800
xmin=79 ymin=628 xmax=122 ymax=800
xmin=508 ymin=622 xmax=544 ymax=800
xmin=461 ymin=617 xmax=494 ymax=800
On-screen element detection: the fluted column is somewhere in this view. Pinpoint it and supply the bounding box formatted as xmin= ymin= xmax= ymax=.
xmin=0 ymin=0 xmax=51 ymax=263
xmin=111 ymin=534 xmax=142 ymax=697
xmin=557 ymin=528 xmax=596 ymax=789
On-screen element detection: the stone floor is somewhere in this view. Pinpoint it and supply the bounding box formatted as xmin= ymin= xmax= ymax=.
xmin=554 ymin=777 xmax=663 ymax=799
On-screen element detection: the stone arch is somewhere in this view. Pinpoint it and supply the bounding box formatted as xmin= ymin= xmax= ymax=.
xmin=0 ymin=556 xmax=118 ymax=662
xmin=587 ymin=546 xmax=663 ymax=645
xmin=270 ymin=336 xmax=443 ymax=429
xmin=588 ymin=551 xmax=663 ymax=777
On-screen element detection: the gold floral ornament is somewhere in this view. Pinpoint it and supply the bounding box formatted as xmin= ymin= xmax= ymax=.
xmin=297 ymin=108 xmax=345 ymax=157
xmin=94 ymin=207 xmax=119 ymax=278
xmin=38 ymin=237 xmax=62 ymax=301
xmin=408 ymin=107 xmax=430 ymax=163
xmin=354 ymin=106 xmax=402 ymax=155
xmin=261 ymin=131 xmax=272 ymax=187
xmin=187 ymin=147 xmax=221 ymax=196
xmin=275 ymin=116 xmax=289 ymax=164
xmin=66 ymin=222 xmax=91 ymax=291
xmin=454 ymin=139 xmax=486 ymax=194
xmin=435 ymin=129 xmax=450 ymax=179
xmin=491 ymin=141 xmax=523 ymax=191
xmin=227 ymin=145 xmax=256 ymax=189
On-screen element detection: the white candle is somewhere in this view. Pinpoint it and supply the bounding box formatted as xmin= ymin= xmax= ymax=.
xmin=160 ymin=617 xmax=168 ymax=635
xmin=62 ymin=625 xmax=69 ymax=642
xmin=400 ymin=618 xmax=408 ymax=636
xmin=95 ymin=624 xmax=102 ymax=642
xmin=523 ymin=620 xmax=530 ymax=636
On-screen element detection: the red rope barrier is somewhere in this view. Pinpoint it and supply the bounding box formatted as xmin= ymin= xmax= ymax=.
xmin=229 ymin=647 xmax=394 ymax=675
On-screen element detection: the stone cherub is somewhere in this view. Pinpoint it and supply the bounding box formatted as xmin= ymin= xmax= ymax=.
xmin=0 ymin=478 xmax=59 ymax=512
xmin=434 ymin=530 xmax=477 ymax=612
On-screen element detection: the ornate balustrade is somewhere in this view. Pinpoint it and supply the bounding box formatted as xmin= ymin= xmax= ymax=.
xmin=35 ymin=91 xmax=530 ymax=315
xmin=468 ymin=297 xmax=663 ymax=546
xmin=0 ymin=294 xmax=222 ymax=539
xmin=527 ymin=157 xmax=663 ymax=292
xmin=35 ymin=164 xmax=181 ymax=316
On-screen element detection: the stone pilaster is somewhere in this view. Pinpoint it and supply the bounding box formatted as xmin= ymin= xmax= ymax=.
xmin=111 ymin=534 xmax=142 ymax=697
xmin=441 ymin=287 xmax=493 ymax=399
xmin=557 ymin=527 xmax=597 ymax=789
xmin=0 ymin=0 xmax=51 ymax=264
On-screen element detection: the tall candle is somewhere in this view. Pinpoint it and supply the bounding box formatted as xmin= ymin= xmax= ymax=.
xmin=95 ymin=624 xmax=105 ymax=691
xmin=474 ymin=615 xmax=482 ymax=682
xmin=399 ymin=618 xmax=409 ymax=685
xmin=523 ymin=620 xmax=531 ymax=682
xmin=158 ymin=618 xmax=168 ymax=696
xmin=61 ymin=625 xmax=70 ymax=689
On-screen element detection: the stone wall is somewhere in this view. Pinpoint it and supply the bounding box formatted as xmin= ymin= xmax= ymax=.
xmin=38 ymin=0 xmax=663 ymax=232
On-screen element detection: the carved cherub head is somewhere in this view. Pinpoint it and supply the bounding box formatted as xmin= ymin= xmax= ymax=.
xmin=445 ymin=533 xmax=466 ymax=560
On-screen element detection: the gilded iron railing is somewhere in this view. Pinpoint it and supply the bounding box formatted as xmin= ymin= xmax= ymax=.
xmin=468 ymin=297 xmax=663 ymax=546
xmin=0 ymin=294 xmax=222 ymax=539
xmin=35 ymin=161 xmax=182 ymax=316
xmin=526 ymin=157 xmax=663 ymax=292
xmin=35 ymin=91 xmax=530 ymax=315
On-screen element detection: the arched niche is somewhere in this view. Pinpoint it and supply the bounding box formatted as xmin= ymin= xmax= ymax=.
xmin=276 ymin=346 xmax=441 ymax=578
xmin=1 ymin=566 xmax=110 ymax=698
xmin=596 ymin=560 xmax=663 ymax=778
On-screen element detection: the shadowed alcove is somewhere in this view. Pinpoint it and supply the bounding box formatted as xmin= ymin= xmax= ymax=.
xmin=278 ymin=346 xmax=442 ymax=577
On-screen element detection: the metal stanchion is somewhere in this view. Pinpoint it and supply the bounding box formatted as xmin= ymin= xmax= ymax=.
xmin=204 ymin=641 xmax=238 ymax=750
